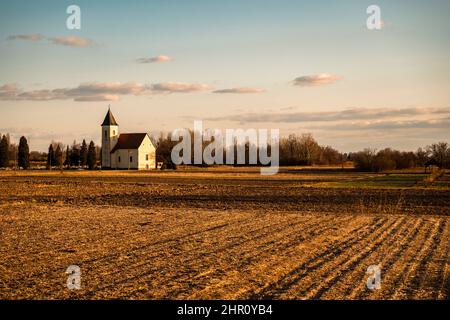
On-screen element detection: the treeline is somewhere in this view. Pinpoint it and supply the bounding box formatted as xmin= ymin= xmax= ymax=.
xmin=46 ymin=140 xmax=100 ymax=169
xmin=154 ymin=132 xmax=344 ymax=167
xmin=0 ymin=133 xmax=100 ymax=170
xmin=155 ymin=131 xmax=449 ymax=171
xmin=349 ymin=142 xmax=450 ymax=172
xmin=1 ymin=131 xmax=449 ymax=172
xmin=279 ymin=133 xmax=343 ymax=166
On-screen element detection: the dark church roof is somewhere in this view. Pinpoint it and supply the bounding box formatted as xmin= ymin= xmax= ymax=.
xmin=101 ymin=109 xmax=118 ymax=126
xmin=110 ymin=133 xmax=148 ymax=153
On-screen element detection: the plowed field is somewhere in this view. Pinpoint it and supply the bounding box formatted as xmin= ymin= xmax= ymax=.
xmin=0 ymin=170 xmax=448 ymax=299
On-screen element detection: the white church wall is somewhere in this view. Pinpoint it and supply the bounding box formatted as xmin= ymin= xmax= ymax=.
xmin=137 ymin=135 xmax=156 ymax=170
xmin=112 ymin=149 xmax=139 ymax=169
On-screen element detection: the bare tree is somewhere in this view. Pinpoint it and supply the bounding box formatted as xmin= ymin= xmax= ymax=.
xmin=427 ymin=142 xmax=450 ymax=168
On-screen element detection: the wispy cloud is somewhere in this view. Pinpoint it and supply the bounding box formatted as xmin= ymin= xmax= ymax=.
xmin=7 ymin=34 xmax=94 ymax=47
xmin=0 ymin=82 xmax=146 ymax=102
xmin=150 ymin=82 xmax=211 ymax=93
xmin=379 ymin=20 xmax=392 ymax=29
xmin=207 ymin=107 xmax=450 ymax=123
xmin=62 ymin=82 xmax=147 ymax=96
xmin=293 ymin=74 xmax=342 ymax=87
xmin=0 ymin=81 xmax=213 ymax=101
xmin=213 ymin=87 xmax=266 ymax=94
xmin=136 ymin=55 xmax=172 ymax=63
xmin=7 ymin=34 xmax=45 ymax=41
xmin=0 ymin=83 xmax=20 ymax=99
xmin=305 ymin=119 xmax=450 ymax=131
xmin=48 ymin=36 xmax=93 ymax=47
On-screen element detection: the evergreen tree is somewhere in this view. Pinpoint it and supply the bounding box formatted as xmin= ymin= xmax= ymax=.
xmin=69 ymin=142 xmax=80 ymax=167
xmin=80 ymin=139 xmax=88 ymax=167
xmin=47 ymin=144 xmax=55 ymax=168
xmin=0 ymin=135 xmax=9 ymax=168
xmin=18 ymin=136 xmax=30 ymax=169
xmin=54 ymin=145 xmax=63 ymax=168
xmin=63 ymin=146 xmax=70 ymax=167
xmin=87 ymin=141 xmax=96 ymax=170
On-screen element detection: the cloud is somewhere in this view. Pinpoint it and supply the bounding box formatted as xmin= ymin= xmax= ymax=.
xmin=207 ymin=107 xmax=450 ymax=123
xmin=136 ymin=55 xmax=172 ymax=63
xmin=306 ymin=119 xmax=450 ymax=131
xmin=0 ymin=82 xmax=146 ymax=102
xmin=0 ymin=81 xmax=213 ymax=101
xmin=0 ymin=83 xmax=20 ymax=99
xmin=379 ymin=20 xmax=392 ymax=29
xmin=150 ymin=82 xmax=211 ymax=93
xmin=293 ymin=74 xmax=342 ymax=87
xmin=47 ymin=36 xmax=93 ymax=47
xmin=7 ymin=34 xmax=45 ymax=41
xmin=73 ymin=95 xmax=121 ymax=102
xmin=213 ymin=87 xmax=266 ymax=94
xmin=16 ymin=90 xmax=55 ymax=101
xmin=7 ymin=34 xmax=94 ymax=47
xmin=60 ymin=82 xmax=147 ymax=96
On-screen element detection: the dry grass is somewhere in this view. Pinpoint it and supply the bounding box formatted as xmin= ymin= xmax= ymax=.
xmin=0 ymin=169 xmax=448 ymax=299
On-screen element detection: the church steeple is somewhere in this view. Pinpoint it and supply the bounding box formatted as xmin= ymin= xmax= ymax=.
xmin=101 ymin=106 xmax=118 ymax=126
xmin=101 ymin=106 xmax=119 ymax=168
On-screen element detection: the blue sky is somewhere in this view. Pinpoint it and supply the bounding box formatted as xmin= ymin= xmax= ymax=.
xmin=0 ymin=0 xmax=449 ymax=151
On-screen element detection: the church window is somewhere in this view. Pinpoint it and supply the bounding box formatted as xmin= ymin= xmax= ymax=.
xmin=118 ymin=156 xmax=121 ymax=163
xmin=130 ymin=156 xmax=133 ymax=163
xmin=146 ymin=154 xmax=149 ymax=161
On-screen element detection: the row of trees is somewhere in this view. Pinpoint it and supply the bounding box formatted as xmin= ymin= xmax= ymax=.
xmin=0 ymin=133 xmax=100 ymax=170
xmin=279 ymin=133 xmax=342 ymax=166
xmin=154 ymin=131 xmax=449 ymax=171
xmin=153 ymin=132 xmax=345 ymax=168
xmin=46 ymin=139 xmax=99 ymax=169
xmin=350 ymin=142 xmax=450 ymax=171
xmin=1 ymin=131 xmax=449 ymax=172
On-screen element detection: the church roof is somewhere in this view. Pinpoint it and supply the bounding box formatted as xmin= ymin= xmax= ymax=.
xmin=101 ymin=109 xmax=118 ymax=126
xmin=110 ymin=133 xmax=148 ymax=153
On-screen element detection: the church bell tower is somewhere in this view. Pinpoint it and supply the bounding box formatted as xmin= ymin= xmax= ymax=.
xmin=101 ymin=106 xmax=119 ymax=168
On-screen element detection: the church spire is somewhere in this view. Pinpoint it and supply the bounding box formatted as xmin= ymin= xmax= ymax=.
xmin=101 ymin=106 xmax=118 ymax=126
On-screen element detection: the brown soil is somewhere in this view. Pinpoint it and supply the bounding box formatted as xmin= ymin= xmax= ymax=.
xmin=0 ymin=171 xmax=448 ymax=299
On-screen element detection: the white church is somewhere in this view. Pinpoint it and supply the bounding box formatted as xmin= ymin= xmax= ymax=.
xmin=101 ymin=108 xmax=156 ymax=170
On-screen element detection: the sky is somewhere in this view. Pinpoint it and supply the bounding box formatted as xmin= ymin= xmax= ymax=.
xmin=0 ymin=0 xmax=449 ymax=152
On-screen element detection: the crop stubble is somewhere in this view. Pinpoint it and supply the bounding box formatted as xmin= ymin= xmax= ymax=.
xmin=0 ymin=171 xmax=448 ymax=299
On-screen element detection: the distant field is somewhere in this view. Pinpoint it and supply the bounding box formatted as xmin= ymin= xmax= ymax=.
xmin=0 ymin=168 xmax=448 ymax=299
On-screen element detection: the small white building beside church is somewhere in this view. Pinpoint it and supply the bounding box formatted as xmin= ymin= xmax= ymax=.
xmin=101 ymin=108 xmax=156 ymax=170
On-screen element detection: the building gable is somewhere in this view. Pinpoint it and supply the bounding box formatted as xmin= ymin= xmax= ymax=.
xmin=137 ymin=134 xmax=156 ymax=152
